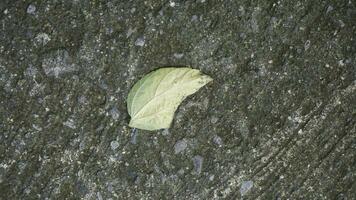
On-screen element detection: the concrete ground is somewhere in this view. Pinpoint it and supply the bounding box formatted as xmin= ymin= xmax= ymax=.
xmin=0 ymin=0 xmax=355 ymax=199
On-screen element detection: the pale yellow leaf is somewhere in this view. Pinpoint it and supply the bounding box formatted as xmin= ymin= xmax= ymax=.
xmin=127 ymin=67 xmax=212 ymax=131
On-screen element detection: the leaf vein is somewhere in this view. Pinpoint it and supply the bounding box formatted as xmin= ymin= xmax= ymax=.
xmin=129 ymin=73 xmax=152 ymax=115
xmin=132 ymin=75 xmax=198 ymax=119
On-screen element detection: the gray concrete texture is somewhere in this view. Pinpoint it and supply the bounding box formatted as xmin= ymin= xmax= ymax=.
xmin=0 ymin=0 xmax=355 ymax=199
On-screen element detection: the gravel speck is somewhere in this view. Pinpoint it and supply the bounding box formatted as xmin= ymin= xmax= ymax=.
xmin=63 ymin=118 xmax=76 ymax=129
xmin=213 ymin=135 xmax=223 ymax=146
xmin=210 ymin=116 xmax=219 ymax=124
xmin=240 ymin=180 xmax=253 ymax=196
xmin=27 ymin=4 xmax=36 ymax=15
xmin=169 ymin=1 xmax=176 ymax=7
xmin=34 ymin=33 xmax=51 ymax=46
xmin=130 ymin=128 xmax=138 ymax=144
xmin=126 ymin=27 xmax=136 ymax=38
xmin=161 ymin=129 xmax=170 ymax=136
xmin=110 ymin=141 xmax=119 ymax=150
xmin=135 ymin=37 xmax=145 ymax=46
xmin=192 ymin=155 xmax=203 ymax=174
xmin=304 ymin=40 xmax=311 ymax=51
xmin=174 ymin=139 xmax=187 ymax=154
xmin=109 ymin=107 xmax=120 ymax=120
xmin=97 ymin=192 xmax=103 ymax=200
xmin=326 ymin=5 xmax=333 ymax=14
xmin=25 ymin=65 xmax=38 ymax=77
xmin=191 ymin=15 xmax=198 ymax=22
xmin=173 ymin=53 xmax=184 ymax=59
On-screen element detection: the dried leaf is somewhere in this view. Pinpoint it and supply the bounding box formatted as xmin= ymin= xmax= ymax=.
xmin=127 ymin=67 xmax=212 ymax=131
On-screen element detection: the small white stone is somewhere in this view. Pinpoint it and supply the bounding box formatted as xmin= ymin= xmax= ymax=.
xmin=63 ymin=118 xmax=76 ymax=129
xmin=109 ymin=107 xmax=120 ymax=120
xmin=210 ymin=116 xmax=219 ymax=124
xmin=191 ymin=15 xmax=198 ymax=21
xmin=192 ymin=155 xmax=203 ymax=174
xmin=27 ymin=4 xmax=36 ymax=15
xmin=173 ymin=53 xmax=184 ymax=59
xmin=135 ymin=37 xmax=145 ymax=46
xmin=110 ymin=141 xmax=119 ymax=150
xmin=32 ymin=124 xmax=42 ymax=131
xmin=338 ymin=60 xmax=345 ymax=66
xmin=169 ymin=1 xmax=176 ymax=7
xmin=97 ymin=192 xmax=103 ymax=200
xmin=25 ymin=188 xmax=31 ymax=194
xmin=126 ymin=27 xmax=136 ymax=38
xmin=178 ymin=169 xmax=185 ymax=174
xmin=174 ymin=140 xmax=187 ymax=154
xmin=304 ymin=40 xmax=311 ymax=51
xmin=326 ymin=5 xmax=333 ymax=14
xmin=161 ymin=129 xmax=170 ymax=136
xmin=240 ymin=180 xmax=253 ymax=196
xmin=213 ymin=135 xmax=223 ymax=146
xmin=35 ymin=33 xmax=51 ymax=45
xmin=130 ymin=129 xmax=138 ymax=144
xmin=25 ymin=65 xmax=38 ymax=77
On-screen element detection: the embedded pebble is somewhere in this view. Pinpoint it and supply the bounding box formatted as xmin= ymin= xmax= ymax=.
xmin=304 ymin=40 xmax=311 ymax=51
xmin=97 ymin=192 xmax=103 ymax=200
xmin=240 ymin=180 xmax=253 ymax=196
xmin=25 ymin=65 xmax=38 ymax=77
xmin=326 ymin=5 xmax=333 ymax=14
xmin=173 ymin=53 xmax=184 ymax=59
xmin=174 ymin=139 xmax=187 ymax=154
xmin=135 ymin=37 xmax=145 ymax=46
xmin=63 ymin=118 xmax=76 ymax=129
xmin=126 ymin=27 xmax=136 ymax=38
xmin=27 ymin=4 xmax=36 ymax=15
xmin=34 ymin=33 xmax=51 ymax=46
xmin=130 ymin=128 xmax=138 ymax=144
xmin=192 ymin=155 xmax=203 ymax=174
xmin=169 ymin=1 xmax=176 ymax=7
xmin=109 ymin=107 xmax=120 ymax=120
xmin=110 ymin=141 xmax=119 ymax=150
xmin=210 ymin=116 xmax=219 ymax=124
xmin=213 ymin=135 xmax=223 ymax=146
xmin=161 ymin=129 xmax=170 ymax=136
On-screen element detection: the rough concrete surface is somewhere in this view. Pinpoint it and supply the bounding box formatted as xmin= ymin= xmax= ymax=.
xmin=0 ymin=0 xmax=355 ymax=199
